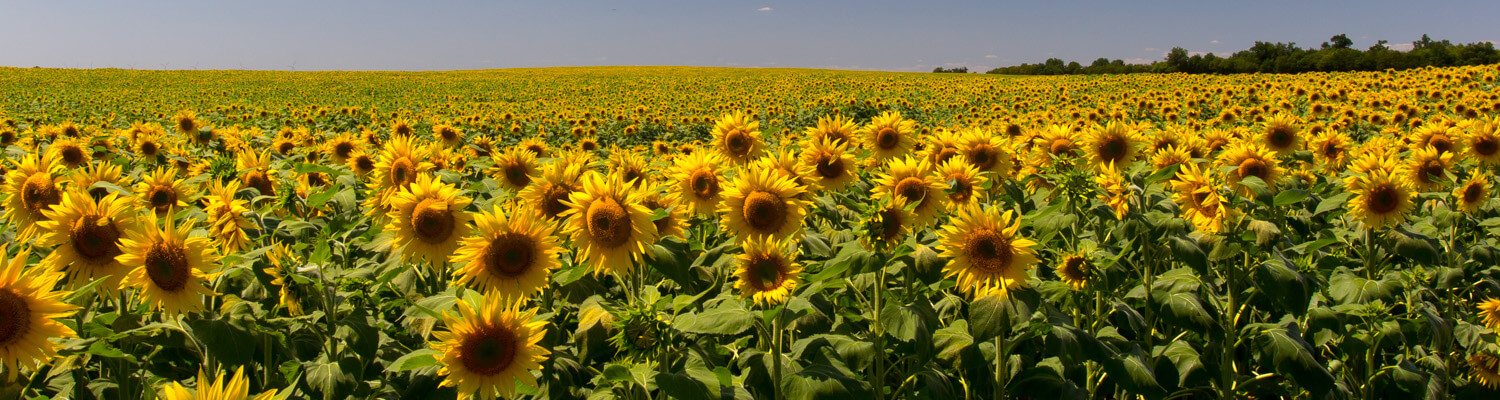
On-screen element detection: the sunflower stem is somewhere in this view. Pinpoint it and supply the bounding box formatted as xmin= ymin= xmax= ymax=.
xmin=871 ymin=265 xmax=886 ymax=399
xmin=772 ymin=304 xmax=786 ymax=400
xmin=995 ymin=335 xmax=1007 ymax=400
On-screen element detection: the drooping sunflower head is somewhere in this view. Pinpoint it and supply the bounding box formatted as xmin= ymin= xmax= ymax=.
xmin=860 ymin=111 xmax=917 ymax=162
xmin=671 ymin=151 xmax=730 ymax=216
xmin=1346 ymin=168 xmax=1415 ymax=231
xmin=872 ymin=156 xmax=945 ymax=227
xmin=490 ymin=147 xmax=539 ymax=192
xmin=710 ymin=111 xmax=764 ymax=165
xmin=1095 ymin=163 xmax=1131 ymax=220
xmin=800 ymin=136 xmax=857 ymax=191
xmin=158 ymin=366 xmax=277 ymax=400
xmin=733 ymin=235 xmax=803 ymax=306
xmin=202 ymin=179 xmax=256 ymax=256
xmin=803 ymin=114 xmax=857 ymax=146
xmin=3 ymin=154 xmax=64 ymax=242
xmin=1405 ymin=146 xmax=1454 ymax=192
xmin=561 ymin=172 xmax=658 ymax=275
xmin=1258 ymin=113 xmax=1302 ymax=153
xmin=0 ymin=244 xmax=78 ymax=377
xmin=719 ymin=167 xmax=808 ymax=242
xmin=452 ymin=204 xmax=561 ymax=298
xmin=118 ymin=215 xmax=220 ymax=316
xmin=135 ymin=167 xmax=193 ymax=215
xmin=1455 ymin=174 xmax=1492 ymax=214
xmin=1469 ymin=353 xmax=1500 ymax=390
xmin=609 ymin=303 xmax=671 ymax=361
xmin=431 ymin=292 xmax=549 ymax=400
xmin=1084 ymin=122 xmax=1141 ymax=168
xmin=936 ymin=204 xmax=1039 ymax=298
xmin=1217 ymin=141 xmax=1284 ymax=196
xmin=384 ymin=173 xmax=474 ymax=268
xmin=936 ymin=158 xmax=987 ymax=210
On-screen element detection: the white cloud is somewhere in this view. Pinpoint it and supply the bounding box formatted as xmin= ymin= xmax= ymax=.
xmin=1123 ymin=58 xmax=1154 ymax=65
xmin=1210 ymin=40 xmax=1220 ymax=44
xmin=984 ymin=55 xmax=998 ymax=59
xmin=1387 ymin=42 xmax=1414 ymax=51
xmin=1144 ymin=47 xmax=1158 ymax=52
xmin=757 ymin=7 xmax=772 ymax=11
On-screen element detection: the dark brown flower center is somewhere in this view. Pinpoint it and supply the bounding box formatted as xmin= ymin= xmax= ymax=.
xmin=875 ymin=127 xmax=900 ymax=150
xmin=277 ymin=142 xmax=295 ymax=155
xmin=581 ymin=140 xmax=598 ymax=151
xmin=1238 ymin=158 xmax=1269 ymax=180
xmin=148 ymin=186 xmax=177 ymax=211
xmin=689 ymin=170 xmax=719 ymax=199
xmin=144 ymin=242 xmax=192 ymax=292
xmin=334 ymin=142 xmax=355 ymax=159
xmin=725 ymin=130 xmax=752 ymax=156
xmin=947 ymin=175 xmax=973 ymax=202
xmin=1463 ymin=182 xmax=1485 ymax=204
xmin=1474 ymin=136 xmax=1499 ymax=157
xmin=742 ymin=191 xmax=788 ymax=233
xmin=1418 ymin=161 xmax=1445 ymax=184
xmin=540 ymin=185 xmax=573 ymax=219
xmin=21 ymin=174 xmax=61 ymax=214
xmin=1429 ymin=135 xmax=1453 ymax=154
xmin=412 ymin=204 xmax=456 ymax=244
xmin=746 ymin=254 xmax=786 ymax=291
xmin=815 ymin=155 xmax=846 ymax=180
xmin=139 ymin=141 xmax=158 ymax=156
xmin=503 ymin=163 xmax=532 ymax=188
xmin=1368 ymin=184 xmax=1401 ymax=214
xmin=390 ymin=158 xmax=416 ymax=186
xmin=459 ymin=326 xmax=518 ymax=376
xmin=244 ymin=170 xmax=275 ymax=197
xmin=354 ymin=155 xmax=375 ymax=173
xmin=59 ymin=144 xmax=85 ymax=166
xmin=1266 ymin=126 xmax=1296 ymax=149
xmin=878 ymin=208 xmax=903 ymax=241
xmin=586 ymin=198 xmax=632 ymax=248
xmin=71 ymin=215 xmax=122 ymax=261
xmin=1049 ymin=139 xmax=1075 ymax=156
xmin=0 ymin=289 xmax=33 ymax=345
xmin=1097 ymin=136 xmax=1129 ymax=164
xmin=966 ymin=229 xmax=1014 ymax=273
xmin=485 ymin=233 xmax=535 ymax=278
xmin=177 ymin=118 xmax=195 ymax=133
xmin=895 ymin=177 xmax=929 ymax=205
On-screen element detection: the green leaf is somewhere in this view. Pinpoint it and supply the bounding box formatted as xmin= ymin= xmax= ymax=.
xmin=933 ymin=320 xmax=974 ymax=362
xmin=1100 ymin=347 xmax=1167 ymax=397
xmin=1314 ymin=192 xmax=1352 ymax=216
xmin=386 ymin=348 xmax=441 ymax=372
xmin=968 ymin=290 xmax=1039 ymax=341
xmin=1392 ymin=228 xmax=1439 ymax=265
xmin=1272 ymin=189 xmax=1310 ymax=207
xmin=1252 ymin=260 xmax=1312 ymax=316
xmin=187 ymin=319 xmax=256 ymax=366
xmin=656 ymin=373 xmax=715 ymax=400
xmin=1167 ymin=236 xmax=1209 ymax=272
xmin=646 ymin=236 xmax=703 ymax=292
xmin=307 ymin=358 xmax=356 ymax=400
xmin=1157 ymin=292 xmax=1218 ymax=335
xmin=677 ymin=304 xmax=754 ymax=335
xmin=1327 ymin=272 xmax=1398 ymax=305
xmin=1254 ymin=322 xmax=1335 ymax=399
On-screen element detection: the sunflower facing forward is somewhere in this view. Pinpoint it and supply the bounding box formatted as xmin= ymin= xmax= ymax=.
xmin=1346 ymin=168 xmax=1415 ymax=230
xmin=872 ymin=156 xmax=946 ymax=227
xmin=1217 ymin=141 xmax=1284 ymax=196
xmin=135 ymin=167 xmax=194 ymax=215
xmin=159 ymin=366 xmax=278 ymax=400
xmin=35 ymin=191 xmax=140 ymax=291
xmin=519 ymin=162 xmax=586 ymax=221
xmin=671 ymin=151 xmax=730 ymax=216
xmin=1083 ymin=122 xmax=1141 ymax=168
xmin=491 ymin=147 xmax=540 ymax=192
xmin=561 ymin=173 xmax=658 ymax=275
xmin=710 ymin=111 xmax=765 ymax=165
xmin=860 ymin=111 xmax=918 ymax=162
xmin=733 ymin=236 xmax=803 ymax=306
xmin=937 ymin=203 xmax=1039 ymax=298
xmin=800 ymin=136 xmax=858 ymax=191
xmin=451 ymin=204 xmax=560 ymax=298
xmin=719 ymin=168 xmax=809 ymax=242
xmin=1455 ymin=174 xmax=1492 ymax=214
xmin=3 ymin=154 xmax=64 ymax=242
xmin=430 ymin=292 xmax=549 ymax=400
xmin=1257 ymin=113 xmax=1302 ymax=154
xmin=384 ymin=173 xmax=474 ymax=269
xmin=0 ymin=245 xmax=78 ymax=378
xmin=118 ymin=216 xmax=220 ymax=316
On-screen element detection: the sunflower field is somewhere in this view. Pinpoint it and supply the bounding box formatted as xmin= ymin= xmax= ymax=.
xmin=2 ymin=64 xmax=1500 ymax=399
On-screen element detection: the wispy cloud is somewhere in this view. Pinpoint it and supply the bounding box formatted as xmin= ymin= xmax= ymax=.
xmin=984 ymin=55 xmax=998 ymax=59
xmin=1210 ymin=40 xmax=1220 ymax=44
xmin=757 ymin=7 xmax=772 ymax=12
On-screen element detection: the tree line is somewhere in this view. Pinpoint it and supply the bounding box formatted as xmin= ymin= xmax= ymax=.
xmin=970 ymin=34 xmax=1499 ymax=75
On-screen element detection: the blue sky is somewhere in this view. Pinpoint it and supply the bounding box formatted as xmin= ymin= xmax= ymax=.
xmin=1 ymin=0 xmax=1494 ymax=72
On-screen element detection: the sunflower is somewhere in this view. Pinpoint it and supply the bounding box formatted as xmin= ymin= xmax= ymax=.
xmin=1096 ymin=163 xmax=1130 ymax=219
xmin=35 ymin=190 xmax=139 ymax=292
xmin=384 ymin=173 xmax=474 ymax=268
xmin=347 ymin=151 xmax=377 ymax=176
xmin=671 ymin=151 xmax=730 ymax=216
xmin=1217 ymin=141 xmax=1284 ymax=196
xmin=173 ymin=111 xmax=201 ymax=136
xmin=1346 ymin=168 xmax=1415 ymax=230
xmin=609 ymin=304 xmax=670 ymax=361
xmin=1479 ymin=298 xmax=1500 ymax=330
xmin=1172 ymin=163 xmax=1233 ymax=235
xmin=561 ymin=173 xmax=657 ymax=275
xmin=236 ymin=149 xmax=278 ymax=199
xmin=753 ymin=149 xmax=819 ymax=198
xmin=451 ymin=204 xmax=560 ymax=298
xmin=391 ymin=119 xmax=416 ymax=138
xmin=1149 ymin=145 xmax=1193 ymax=171
xmin=1405 ymin=146 xmax=1454 ymax=192
xmin=1083 ymin=122 xmax=1141 ymax=168
xmin=799 ymin=136 xmax=857 ymax=191
xmin=922 ymin=128 xmax=964 ymax=167
xmin=859 ymin=196 xmax=915 ymax=252
xmin=710 ymin=111 xmax=764 ymax=165
xmin=1309 ymin=130 xmax=1352 ymax=173
xmin=1055 ymin=252 xmax=1094 ymax=291
xmin=936 ymin=203 xmax=1039 ymax=298
xmin=1257 ymin=113 xmax=1302 ymax=154
xmin=324 ymin=133 xmax=363 ymax=163
xmin=365 ymin=135 xmax=431 ymax=219
xmin=3 ymin=154 xmax=64 ymax=242
xmin=118 ymin=216 xmax=220 ymax=316
xmin=135 ymin=167 xmax=193 ymax=215
xmin=434 ymin=124 xmax=464 ymax=148
xmin=263 ymin=243 xmax=308 ymax=316
xmin=490 ymin=147 xmax=539 ymax=192
xmin=639 ymin=181 xmax=687 ymax=240
xmin=519 ymin=162 xmax=586 ymax=221
xmin=159 ymin=366 xmax=277 ymax=400
xmin=872 ymin=156 xmax=945 ymax=226
xmin=803 ymin=114 xmax=857 ymax=145
xmin=430 ymin=292 xmax=548 ymax=400
xmin=1463 ymin=117 xmax=1500 ymax=165
xmin=1455 ymin=174 xmax=1492 ymax=214
xmin=1470 ymin=353 xmax=1500 ymax=390
xmin=860 ymin=111 xmax=917 ymax=162
xmin=132 ymin=132 xmax=164 ymax=160
xmin=610 ymin=151 xmax=652 ymax=188
xmin=0 ymin=244 xmax=78 ymax=378
xmin=202 ymin=179 xmax=257 ymax=254
xmin=936 ymin=158 xmax=986 ymax=210
xmin=517 ymin=138 xmax=549 ymax=158
xmin=719 ymin=168 xmax=808 ymax=242
xmin=1037 ymin=124 xmax=1083 ymax=161
xmin=1410 ymin=123 xmax=1461 ymax=156
xmin=733 ymin=235 xmax=803 ymax=305
xmin=960 ymin=128 xmax=1016 ymax=178
xmin=69 ymin=161 xmax=124 ymax=200
xmin=46 ymin=138 xmax=90 ymax=169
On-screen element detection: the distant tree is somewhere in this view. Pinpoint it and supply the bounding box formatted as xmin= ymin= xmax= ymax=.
xmin=1329 ymin=34 xmax=1353 ymax=50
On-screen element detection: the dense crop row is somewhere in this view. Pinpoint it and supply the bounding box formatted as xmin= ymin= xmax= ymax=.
xmin=1 ymin=65 xmax=1499 ymax=399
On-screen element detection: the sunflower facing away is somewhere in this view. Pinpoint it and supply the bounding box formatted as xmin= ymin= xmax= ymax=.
xmin=264 ymin=243 xmax=309 ymax=316
xmin=710 ymin=111 xmax=764 ymax=165
xmin=202 ymin=179 xmax=257 ymax=254
xmin=719 ymin=168 xmax=809 ymax=242
xmin=384 ymin=173 xmax=474 ymax=269
xmin=0 ymin=245 xmax=78 ymax=379
xmin=3 ymin=154 xmax=64 ymax=242
xmin=671 ymin=151 xmax=730 ymax=216
xmin=35 ymin=191 xmax=140 ymax=292
xmin=1096 ymin=163 xmax=1131 ymax=219
xmin=69 ymin=161 xmax=124 ymax=200
xmin=451 ymin=204 xmax=561 ymax=298
xmin=1478 ymin=297 xmax=1500 ymax=330
xmin=860 ymin=111 xmax=918 ymax=162
xmin=733 ymin=235 xmax=803 ymax=306
xmin=159 ymin=366 xmax=277 ymax=400
xmin=1469 ymin=353 xmax=1500 ymax=390
xmin=1346 ymin=168 xmax=1415 ymax=230
xmin=872 ymin=156 xmax=946 ymax=227
xmin=430 ymin=292 xmax=549 ymax=400
xmin=638 ymin=180 xmax=687 ymax=240
xmin=937 ymin=203 xmax=1039 ymax=298
xmin=561 ymin=172 xmax=658 ymax=276
xmin=118 ymin=216 xmax=220 ymax=316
